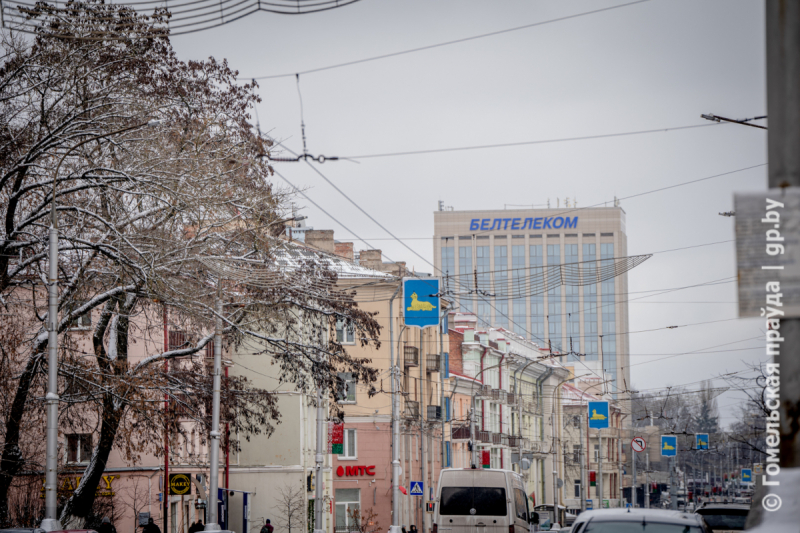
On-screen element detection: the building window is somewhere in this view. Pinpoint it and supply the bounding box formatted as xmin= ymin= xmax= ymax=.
xmin=338 ymin=428 xmax=357 ymax=459
xmin=442 ymin=246 xmax=455 ymax=277
xmin=67 ymin=434 xmax=93 ymax=463
xmin=476 ymin=246 xmax=490 ymax=326
xmin=335 ymin=488 xmax=360 ymax=533
xmin=66 ymin=303 xmax=91 ymax=329
xmin=494 ymin=245 xmax=508 ymax=297
xmin=337 ymin=372 xmax=356 ymax=404
xmin=530 ymin=245 xmax=544 ymax=342
xmin=594 ymin=444 xmax=600 ymax=462
xmin=574 ymin=480 xmax=581 ymax=498
xmin=336 ymin=319 xmax=355 ymax=344
xmin=169 ymin=330 xmax=189 ymax=351
xmin=459 ymin=246 xmax=473 ymax=313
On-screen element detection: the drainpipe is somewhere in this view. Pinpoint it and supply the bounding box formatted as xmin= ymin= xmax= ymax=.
xmin=498 ymin=352 xmax=505 ymax=469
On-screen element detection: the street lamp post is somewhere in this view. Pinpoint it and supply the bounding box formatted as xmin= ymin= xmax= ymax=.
xmin=41 ymin=120 xmax=159 ymax=532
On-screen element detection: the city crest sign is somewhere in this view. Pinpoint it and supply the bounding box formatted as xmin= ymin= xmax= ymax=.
xmin=587 ymin=401 xmax=610 ymax=429
xmin=403 ymin=278 xmax=439 ymax=329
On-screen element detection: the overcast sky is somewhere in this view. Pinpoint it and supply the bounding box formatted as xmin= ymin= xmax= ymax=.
xmin=171 ymin=0 xmax=768 ymax=427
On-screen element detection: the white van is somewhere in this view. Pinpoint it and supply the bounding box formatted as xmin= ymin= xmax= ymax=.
xmin=433 ymin=468 xmax=532 ymax=533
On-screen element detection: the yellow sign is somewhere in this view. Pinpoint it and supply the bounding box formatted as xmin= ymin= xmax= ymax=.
xmin=41 ymin=475 xmax=116 ymax=498
xmin=590 ymin=409 xmax=607 ymax=421
xmin=662 ymin=442 xmax=675 ymax=451
xmin=169 ymin=473 xmax=192 ymax=496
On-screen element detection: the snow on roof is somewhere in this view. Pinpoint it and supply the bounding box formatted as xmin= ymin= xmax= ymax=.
xmin=561 ymin=382 xmax=598 ymax=406
xmin=272 ymin=240 xmax=394 ymax=279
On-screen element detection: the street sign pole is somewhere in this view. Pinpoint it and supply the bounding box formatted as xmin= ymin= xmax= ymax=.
xmin=632 ymin=445 xmax=637 ymax=508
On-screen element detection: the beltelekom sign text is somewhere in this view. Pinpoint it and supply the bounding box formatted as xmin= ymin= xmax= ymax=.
xmin=469 ymin=217 xmax=578 ymax=231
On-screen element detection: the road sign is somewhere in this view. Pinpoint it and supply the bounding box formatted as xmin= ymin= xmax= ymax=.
xmin=661 ymin=436 xmax=677 ymax=457
xmin=403 ymin=278 xmax=440 ymax=328
xmin=410 ymin=481 xmax=424 ymax=496
xmin=741 ymin=469 xmax=752 ymax=483
xmin=631 ymin=437 xmax=646 ymax=453
xmin=588 ymin=401 xmax=610 ymax=429
xmin=586 ymin=500 xmax=593 ymax=510
xmin=696 ymin=434 xmax=709 ymax=450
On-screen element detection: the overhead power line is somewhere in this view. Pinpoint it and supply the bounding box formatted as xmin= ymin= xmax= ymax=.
xmin=341 ymin=123 xmax=723 ymax=160
xmin=245 ymin=0 xmax=653 ymax=79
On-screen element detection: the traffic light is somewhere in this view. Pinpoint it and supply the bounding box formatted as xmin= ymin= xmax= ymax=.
xmin=426 ymin=502 xmax=435 ymax=514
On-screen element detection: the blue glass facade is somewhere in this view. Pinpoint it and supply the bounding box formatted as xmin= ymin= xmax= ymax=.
xmin=582 ymin=243 xmax=599 ymax=361
xmin=547 ymin=244 xmax=562 ymax=354
xmin=511 ymin=245 xmax=526 ymax=336
xmin=476 ymin=245 xmax=490 ymax=325
xmin=459 ymin=245 xmax=472 ymax=313
xmin=530 ymin=245 xmax=544 ymax=342
xmin=600 ymin=243 xmax=617 ymax=392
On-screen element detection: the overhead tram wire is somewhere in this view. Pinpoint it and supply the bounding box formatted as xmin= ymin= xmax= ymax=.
xmin=244 ymin=0 xmax=653 ymax=80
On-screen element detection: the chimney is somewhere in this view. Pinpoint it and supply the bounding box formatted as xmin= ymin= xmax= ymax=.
xmin=334 ymin=242 xmax=354 ymax=261
xmin=359 ymin=249 xmax=382 ymax=270
xmin=305 ymin=230 xmax=334 ymax=254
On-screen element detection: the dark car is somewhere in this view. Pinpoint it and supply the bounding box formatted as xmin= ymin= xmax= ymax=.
xmin=0 ymin=529 xmax=45 ymax=533
xmin=695 ymin=503 xmax=750 ymax=532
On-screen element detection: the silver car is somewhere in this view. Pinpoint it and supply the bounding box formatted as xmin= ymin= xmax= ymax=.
xmin=570 ymin=508 xmax=711 ymax=533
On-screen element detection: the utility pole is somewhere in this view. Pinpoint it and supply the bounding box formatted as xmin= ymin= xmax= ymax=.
xmin=670 ymin=457 xmax=677 ymax=510
xmin=205 ymin=296 xmax=223 ymax=531
xmin=632 ymin=443 xmax=637 ymax=508
xmin=41 ymin=188 xmax=61 ymax=532
xmin=551 ymin=412 xmax=558 ymax=511
xmin=767 ymin=0 xmax=800 ymax=468
xmin=389 ymin=287 xmax=402 ymax=533
xmin=420 ymin=331 xmax=427 ymax=533
xmin=644 ymin=451 xmax=649 ymax=509
xmin=313 ymin=385 xmax=325 ymax=533
xmin=579 ymin=417 xmax=586 ymax=512
xmin=598 ymin=432 xmax=603 ymax=509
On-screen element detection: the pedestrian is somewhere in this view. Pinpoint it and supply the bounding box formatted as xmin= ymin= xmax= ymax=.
xmin=98 ymin=517 xmax=117 ymax=533
xmin=188 ymin=520 xmax=204 ymax=533
xmin=260 ymin=519 xmax=273 ymax=533
xmin=142 ymin=517 xmax=162 ymax=533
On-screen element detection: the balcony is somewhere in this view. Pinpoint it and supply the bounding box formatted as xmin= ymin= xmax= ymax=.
xmin=506 ymin=393 xmax=517 ymax=406
xmin=491 ymin=389 xmax=506 ymax=403
xmin=477 ymin=430 xmax=492 ymax=443
xmin=452 ymin=425 xmax=470 ymax=440
xmin=478 ymin=385 xmax=492 ymax=398
xmin=491 ymin=433 xmax=502 ymax=445
xmin=426 ymin=353 xmax=441 ymax=373
xmin=404 ymin=400 xmax=420 ymax=419
xmin=404 ymin=346 xmax=419 ymax=367
xmin=508 ymin=436 xmax=528 ymax=449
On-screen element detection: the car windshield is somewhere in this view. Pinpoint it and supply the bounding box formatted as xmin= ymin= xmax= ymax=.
xmin=440 ymin=487 xmax=507 ymax=516
xmin=696 ymin=509 xmax=748 ymax=530
xmin=583 ymin=522 xmax=703 ymax=533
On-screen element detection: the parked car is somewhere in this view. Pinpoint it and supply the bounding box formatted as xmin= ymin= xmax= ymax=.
xmin=570 ymin=508 xmax=711 ymax=533
xmin=694 ymin=503 xmax=749 ymax=532
xmin=433 ymin=468 xmax=533 ymax=533
xmin=0 ymin=529 xmax=45 ymax=533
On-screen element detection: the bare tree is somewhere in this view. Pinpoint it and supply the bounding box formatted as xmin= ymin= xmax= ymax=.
xmin=272 ymin=484 xmax=306 ymax=533
xmin=346 ymin=507 xmax=381 ymax=533
xmin=0 ymin=0 xmax=382 ymax=526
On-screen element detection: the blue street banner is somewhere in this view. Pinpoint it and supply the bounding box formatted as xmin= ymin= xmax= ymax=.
xmin=741 ymin=469 xmax=752 ymax=483
xmin=410 ymin=481 xmax=424 ymax=496
xmin=587 ymin=401 xmax=610 ymax=429
xmin=661 ymin=436 xmax=677 ymax=457
xmin=403 ymin=278 xmax=440 ymax=328
xmin=696 ymin=434 xmax=709 ymax=450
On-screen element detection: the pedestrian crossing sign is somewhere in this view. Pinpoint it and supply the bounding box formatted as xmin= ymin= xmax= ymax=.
xmin=410 ymin=481 xmax=424 ymax=496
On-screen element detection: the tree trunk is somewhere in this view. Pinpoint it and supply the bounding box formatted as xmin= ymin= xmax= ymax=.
xmin=59 ymin=296 xmax=134 ymax=524
xmin=0 ymin=352 xmax=41 ymax=525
